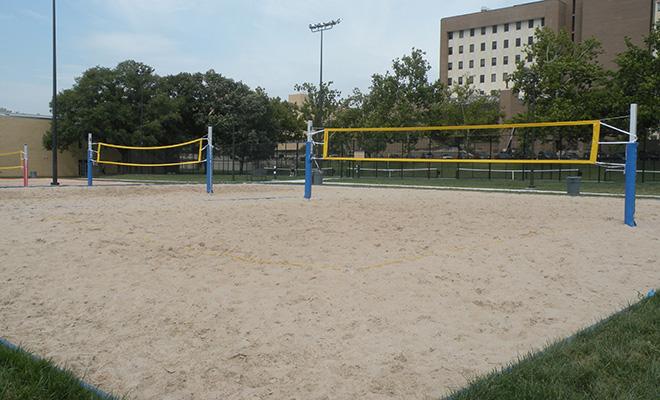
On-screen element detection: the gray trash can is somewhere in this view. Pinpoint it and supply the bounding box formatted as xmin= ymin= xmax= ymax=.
xmin=312 ymin=169 xmax=323 ymax=185
xmin=566 ymin=176 xmax=581 ymax=196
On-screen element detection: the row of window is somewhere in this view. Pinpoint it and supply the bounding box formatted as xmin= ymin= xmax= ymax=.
xmin=448 ymin=53 xmax=531 ymax=71
xmin=448 ymin=36 xmax=533 ymax=55
xmin=447 ymin=18 xmax=544 ymax=40
xmin=448 ymin=73 xmax=510 ymax=86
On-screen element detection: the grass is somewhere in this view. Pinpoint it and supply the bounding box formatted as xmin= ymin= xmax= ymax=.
xmin=324 ymin=177 xmax=660 ymax=196
xmin=93 ymin=173 xmax=299 ymax=184
xmin=0 ymin=340 xmax=118 ymax=400
xmin=445 ymin=292 xmax=660 ymax=400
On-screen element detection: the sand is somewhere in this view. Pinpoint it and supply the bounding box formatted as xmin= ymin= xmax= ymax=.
xmin=1 ymin=183 xmax=658 ymax=399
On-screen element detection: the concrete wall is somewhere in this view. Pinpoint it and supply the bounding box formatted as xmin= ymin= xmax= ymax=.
xmin=0 ymin=114 xmax=82 ymax=178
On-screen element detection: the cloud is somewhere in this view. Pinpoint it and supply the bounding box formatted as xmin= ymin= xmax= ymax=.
xmin=85 ymin=32 xmax=177 ymax=58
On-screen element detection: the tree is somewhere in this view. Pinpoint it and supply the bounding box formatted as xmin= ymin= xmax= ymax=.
xmin=293 ymin=82 xmax=341 ymax=128
xmin=509 ymin=28 xmax=613 ymax=122
xmin=614 ymin=24 xmax=660 ymax=139
xmin=43 ymin=60 xmax=180 ymax=155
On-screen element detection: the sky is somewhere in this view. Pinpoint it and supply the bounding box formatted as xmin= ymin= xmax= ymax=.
xmin=0 ymin=0 xmax=525 ymax=115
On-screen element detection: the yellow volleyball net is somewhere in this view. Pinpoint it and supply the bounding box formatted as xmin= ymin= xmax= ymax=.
xmin=95 ymin=137 xmax=207 ymax=168
xmin=0 ymin=150 xmax=25 ymax=171
xmin=321 ymin=120 xmax=601 ymax=165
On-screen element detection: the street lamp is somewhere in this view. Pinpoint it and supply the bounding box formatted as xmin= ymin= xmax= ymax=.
xmin=308 ymin=18 xmax=341 ymax=128
xmin=51 ymin=0 xmax=59 ymax=185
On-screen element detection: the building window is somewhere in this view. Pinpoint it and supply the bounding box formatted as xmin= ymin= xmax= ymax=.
xmin=491 ymin=57 xmax=497 ymax=66
xmin=481 ymin=26 xmax=486 ymax=35
xmin=449 ymin=46 xmax=453 ymax=55
xmin=470 ymin=28 xmax=475 ymax=37
xmin=458 ymin=61 xmax=463 ymax=70
xmin=492 ymin=25 xmax=498 ymax=34
xmin=528 ymin=19 xmax=534 ymax=29
xmin=515 ymin=54 xmax=521 ymax=63
xmin=470 ymin=44 xmax=475 ymax=53
xmin=527 ymin=54 xmax=533 ymax=62
xmin=492 ymin=41 xmax=497 ymax=50
xmin=528 ymin=36 xmax=534 ymax=45
xmin=491 ymin=73 xmax=497 ymax=82
xmin=480 ymin=58 xmax=486 ymax=67
xmin=503 ymin=72 xmax=509 ymax=81
xmin=504 ymin=39 xmax=509 ymax=48
xmin=448 ymin=32 xmax=453 ymax=40
xmin=458 ymin=77 xmax=464 ymax=85
xmin=503 ymin=56 xmax=509 ymax=65
xmin=516 ymin=38 xmax=521 ymax=47
xmin=504 ymin=23 xmax=510 ymax=32
xmin=467 ymin=76 xmax=474 ymax=84
xmin=480 ymin=75 xmax=485 ymax=83
xmin=459 ymin=45 xmax=464 ymax=54
xmin=469 ymin=59 xmax=474 ymax=68
xmin=481 ymin=42 xmax=486 ymax=51
xmin=541 ymin=18 xmax=545 ymax=27
xmin=459 ymin=30 xmax=464 ymax=39
xmin=448 ymin=62 xmax=453 ymax=71
xmin=448 ymin=77 xmax=452 ymax=86
xmin=516 ymin=21 xmax=522 ymax=30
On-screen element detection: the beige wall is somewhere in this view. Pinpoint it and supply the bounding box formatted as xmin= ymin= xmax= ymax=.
xmin=288 ymin=93 xmax=308 ymax=108
xmin=0 ymin=115 xmax=82 ymax=178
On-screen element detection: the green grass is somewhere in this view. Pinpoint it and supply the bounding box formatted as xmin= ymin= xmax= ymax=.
xmin=93 ymin=173 xmax=299 ymax=184
xmin=325 ymin=177 xmax=660 ymax=196
xmin=445 ymin=292 xmax=660 ymax=400
xmin=0 ymin=341 xmax=119 ymax=400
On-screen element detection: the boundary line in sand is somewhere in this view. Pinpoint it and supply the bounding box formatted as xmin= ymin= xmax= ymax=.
xmin=0 ymin=337 xmax=116 ymax=400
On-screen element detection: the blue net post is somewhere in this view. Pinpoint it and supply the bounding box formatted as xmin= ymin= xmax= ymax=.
xmin=206 ymin=126 xmax=213 ymax=194
xmin=87 ymin=133 xmax=93 ymax=187
xmin=624 ymin=103 xmax=638 ymax=227
xmin=304 ymin=121 xmax=313 ymax=199
xmin=624 ymin=142 xmax=637 ymax=227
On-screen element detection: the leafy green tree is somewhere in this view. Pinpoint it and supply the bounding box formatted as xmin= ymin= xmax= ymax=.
xmin=614 ymin=24 xmax=660 ymax=140
xmin=508 ymin=28 xmax=614 ymax=155
xmin=293 ymin=82 xmax=341 ymax=128
xmin=44 ymin=60 xmax=180 ymax=155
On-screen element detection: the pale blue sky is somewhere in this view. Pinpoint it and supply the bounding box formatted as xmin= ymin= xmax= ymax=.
xmin=0 ymin=0 xmax=523 ymax=114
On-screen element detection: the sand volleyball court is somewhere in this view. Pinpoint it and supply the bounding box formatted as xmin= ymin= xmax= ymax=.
xmin=1 ymin=184 xmax=659 ymax=399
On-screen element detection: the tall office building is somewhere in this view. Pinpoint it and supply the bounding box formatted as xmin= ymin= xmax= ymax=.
xmin=440 ymin=0 xmax=657 ymax=94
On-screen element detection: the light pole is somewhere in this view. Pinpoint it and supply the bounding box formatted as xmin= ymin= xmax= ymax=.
xmin=51 ymin=0 xmax=59 ymax=185
xmin=309 ymin=18 xmax=340 ymax=128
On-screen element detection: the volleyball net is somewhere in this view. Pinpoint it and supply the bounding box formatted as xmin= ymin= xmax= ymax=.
xmin=0 ymin=145 xmax=28 ymax=187
xmin=88 ymin=128 xmax=214 ymax=193
xmin=322 ymin=120 xmax=601 ymax=164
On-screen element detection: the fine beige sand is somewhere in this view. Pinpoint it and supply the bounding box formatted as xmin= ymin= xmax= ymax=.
xmin=1 ymin=184 xmax=659 ymax=399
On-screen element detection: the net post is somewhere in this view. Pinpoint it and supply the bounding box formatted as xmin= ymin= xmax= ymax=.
xmin=87 ymin=133 xmax=93 ymax=187
xmin=206 ymin=126 xmax=213 ymax=194
xmin=23 ymin=144 xmax=28 ymax=187
xmin=624 ymin=104 xmax=638 ymax=227
xmin=304 ymin=120 xmax=313 ymax=200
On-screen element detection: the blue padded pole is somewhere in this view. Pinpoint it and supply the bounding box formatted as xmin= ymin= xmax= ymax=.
xmin=624 ymin=104 xmax=637 ymax=227
xmin=206 ymin=126 xmax=213 ymax=194
xmin=87 ymin=133 xmax=93 ymax=186
xmin=304 ymin=120 xmax=313 ymax=199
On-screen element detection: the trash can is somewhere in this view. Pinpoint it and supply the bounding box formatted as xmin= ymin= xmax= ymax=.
xmin=566 ymin=176 xmax=581 ymax=196
xmin=312 ymin=169 xmax=323 ymax=185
